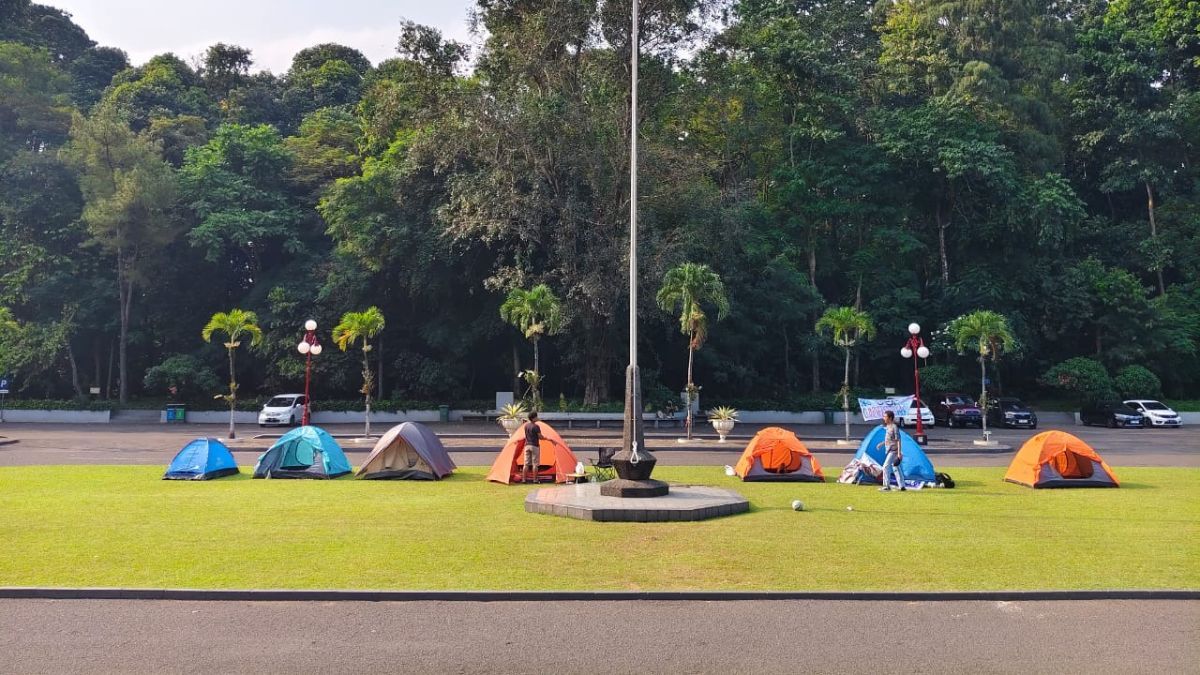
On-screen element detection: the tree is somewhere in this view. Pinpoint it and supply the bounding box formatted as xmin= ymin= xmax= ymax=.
xmin=201 ymin=309 xmax=263 ymax=438
xmin=656 ymin=263 xmax=730 ymax=440
xmin=499 ymin=284 xmax=563 ymax=409
xmin=816 ymin=306 xmax=875 ymax=441
xmin=1113 ymin=365 xmax=1162 ymax=400
xmin=333 ymin=306 xmax=385 ymax=436
xmin=1042 ymin=357 xmax=1114 ymax=403
xmin=62 ymin=106 xmax=179 ymax=404
xmin=948 ymin=310 xmax=1017 ymax=436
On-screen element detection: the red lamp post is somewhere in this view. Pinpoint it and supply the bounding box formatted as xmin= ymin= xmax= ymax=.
xmin=900 ymin=322 xmax=931 ymax=444
xmin=296 ymin=319 xmax=322 ymax=426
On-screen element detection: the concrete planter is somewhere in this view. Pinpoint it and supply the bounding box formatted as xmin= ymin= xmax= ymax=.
xmin=710 ymin=418 xmax=736 ymax=442
xmin=499 ymin=418 xmax=522 ymax=435
xmin=0 ymin=409 xmax=111 ymax=424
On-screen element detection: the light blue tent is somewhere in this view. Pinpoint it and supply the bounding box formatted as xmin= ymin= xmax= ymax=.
xmin=164 ymin=437 xmax=239 ymax=480
xmin=853 ymin=425 xmax=937 ymax=484
xmin=253 ymin=426 xmax=351 ymax=479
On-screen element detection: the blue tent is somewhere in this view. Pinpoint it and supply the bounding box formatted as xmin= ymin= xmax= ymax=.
xmin=253 ymin=426 xmax=351 ymax=479
xmin=853 ymin=425 xmax=937 ymax=484
xmin=164 ymin=437 xmax=239 ymax=480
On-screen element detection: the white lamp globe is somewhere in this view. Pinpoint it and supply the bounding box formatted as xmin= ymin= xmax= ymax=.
xmin=908 ymin=322 xmax=921 ymax=335
xmin=900 ymin=347 xmax=913 ymax=359
xmin=917 ymin=346 xmax=930 ymax=359
xmin=310 ymin=344 xmax=323 ymax=356
xmin=297 ymin=341 xmax=311 ymax=355
xmin=304 ymin=319 xmax=317 ymax=331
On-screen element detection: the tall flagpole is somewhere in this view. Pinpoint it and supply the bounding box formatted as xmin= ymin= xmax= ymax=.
xmin=619 ymin=0 xmax=646 ymax=463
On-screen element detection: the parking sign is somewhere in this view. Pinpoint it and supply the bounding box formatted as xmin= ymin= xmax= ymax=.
xmin=0 ymin=376 xmax=9 ymax=395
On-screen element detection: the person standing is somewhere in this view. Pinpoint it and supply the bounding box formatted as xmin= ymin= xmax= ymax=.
xmin=521 ymin=411 xmax=542 ymax=484
xmin=877 ymin=410 xmax=906 ymax=491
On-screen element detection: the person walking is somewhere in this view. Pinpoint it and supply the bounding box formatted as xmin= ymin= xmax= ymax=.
xmin=521 ymin=411 xmax=542 ymax=484
xmin=877 ymin=410 xmax=906 ymax=491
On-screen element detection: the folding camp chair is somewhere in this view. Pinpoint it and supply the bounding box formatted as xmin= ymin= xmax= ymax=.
xmin=589 ymin=447 xmax=617 ymax=482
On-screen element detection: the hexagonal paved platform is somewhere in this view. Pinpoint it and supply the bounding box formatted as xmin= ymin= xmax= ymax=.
xmin=524 ymin=483 xmax=749 ymax=522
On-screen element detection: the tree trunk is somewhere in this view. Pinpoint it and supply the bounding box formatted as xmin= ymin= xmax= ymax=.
xmin=116 ymin=251 xmax=133 ymax=405
xmin=227 ymin=346 xmax=237 ymax=439
xmin=67 ymin=344 xmax=83 ymax=398
xmin=363 ymin=345 xmax=372 ymax=438
xmin=105 ymin=338 xmax=114 ymax=400
xmin=936 ymin=199 xmax=950 ymax=283
xmin=783 ymin=327 xmax=791 ymax=388
xmin=842 ymin=346 xmax=851 ymax=441
xmin=377 ymin=333 xmax=383 ymax=400
xmin=533 ymin=337 xmax=540 ymax=376
xmin=1146 ymin=181 xmax=1165 ymax=296
xmin=979 ymin=356 xmax=988 ymax=437
xmin=512 ymin=342 xmax=521 ymax=395
xmin=685 ymin=339 xmax=695 ymax=441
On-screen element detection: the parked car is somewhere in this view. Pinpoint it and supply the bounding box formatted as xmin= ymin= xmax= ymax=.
xmin=1080 ymin=400 xmax=1144 ymax=428
xmin=986 ymin=397 xmax=1038 ymax=429
xmin=1123 ymin=399 xmax=1182 ymax=428
xmin=896 ymin=397 xmax=934 ymax=429
xmin=258 ymin=394 xmax=307 ymax=427
xmin=932 ymin=393 xmax=983 ymax=428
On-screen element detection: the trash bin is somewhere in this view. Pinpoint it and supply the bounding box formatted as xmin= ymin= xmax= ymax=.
xmin=438 ymin=405 xmax=450 ymax=423
xmin=166 ymin=404 xmax=187 ymax=423
xmin=822 ymin=409 xmax=835 ymax=425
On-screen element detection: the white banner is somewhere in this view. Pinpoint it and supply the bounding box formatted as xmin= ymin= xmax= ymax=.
xmin=858 ymin=396 xmax=914 ymax=422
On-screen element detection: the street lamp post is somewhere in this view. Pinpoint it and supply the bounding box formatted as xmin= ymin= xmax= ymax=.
xmin=900 ymin=322 xmax=931 ymax=445
xmin=296 ymin=319 xmax=322 ymax=426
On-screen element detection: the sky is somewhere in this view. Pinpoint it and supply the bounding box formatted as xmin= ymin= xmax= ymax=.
xmin=46 ymin=0 xmax=478 ymax=73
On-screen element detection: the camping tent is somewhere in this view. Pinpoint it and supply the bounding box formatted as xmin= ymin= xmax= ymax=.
xmin=486 ymin=421 xmax=579 ymax=484
xmin=735 ymin=427 xmax=824 ymax=482
xmin=357 ymin=422 xmax=456 ymax=480
xmin=253 ymin=426 xmax=351 ymax=479
xmin=853 ymin=425 xmax=937 ymax=484
xmin=164 ymin=437 xmax=239 ymax=480
xmin=1004 ymin=430 xmax=1119 ymax=488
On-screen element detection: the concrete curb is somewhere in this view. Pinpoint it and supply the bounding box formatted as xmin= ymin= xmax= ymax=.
xmin=0 ymin=587 xmax=1194 ymax=602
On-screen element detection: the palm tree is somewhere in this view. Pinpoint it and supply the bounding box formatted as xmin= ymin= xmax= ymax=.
xmin=499 ymin=284 xmax=563 ymax=408
xmin=201 ymin=309 xmax=263 ymax=439
xmin=816 ymin=307 xmax=876 ymax=441
xmin=949 ymin=310 xmax=1016 ymax=436
xmin=656 ymin=263 xmax=730 ymax=440
xmin=334 ymin=306 xmax=386 ymax=437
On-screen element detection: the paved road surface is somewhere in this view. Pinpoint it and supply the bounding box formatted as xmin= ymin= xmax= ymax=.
xmin=1 ymin=599 xmax=1195 ymax=674
xmin=0 ymin=422 xmax=1195 ymax=467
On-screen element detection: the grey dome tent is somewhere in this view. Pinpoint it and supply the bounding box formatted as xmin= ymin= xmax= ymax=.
xmin=356 ymin=422 xmax=456 ymax=480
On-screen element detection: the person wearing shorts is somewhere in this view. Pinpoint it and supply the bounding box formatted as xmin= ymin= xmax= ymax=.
xmin=522 ymin=411 xmax=541 ymax=483
xmin=876 ymin=410 xmax=906 ymax=491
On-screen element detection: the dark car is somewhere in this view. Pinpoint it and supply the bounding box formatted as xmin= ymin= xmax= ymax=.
xmin=987 ymin=397 xmax=1038 ymax=429
xmin=932 ymin=393 xmax=983 ymax=428
xmin=1080 ymin=400 xmax=1145 ymax=428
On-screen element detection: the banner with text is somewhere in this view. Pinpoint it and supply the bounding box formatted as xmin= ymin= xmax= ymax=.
xmin=858 ymin=396 xmax=914 ymax=422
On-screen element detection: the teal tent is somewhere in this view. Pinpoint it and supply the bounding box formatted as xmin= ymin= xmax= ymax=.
xmin=253 ymin=426 xmax=351 ymax=479
xmin=853 ymin=425 xmax=937 ymax=484
xmin=164 ymin=437 xmax=239 ymax=480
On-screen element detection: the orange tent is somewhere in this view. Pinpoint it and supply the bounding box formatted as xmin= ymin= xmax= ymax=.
xmin=734 ymin=427 xmax=824 ymax=482
xmin=486 ymin=421 xmax=580 ymax=484
xmin=1004 ymin=430 xmax=1119 ymax=488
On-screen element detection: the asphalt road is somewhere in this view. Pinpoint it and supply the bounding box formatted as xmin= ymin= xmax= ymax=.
xmin=0 ymin=422 xmax=1195 ymax=467
xmin=0 ymin=599 xmax=1195 ymax=674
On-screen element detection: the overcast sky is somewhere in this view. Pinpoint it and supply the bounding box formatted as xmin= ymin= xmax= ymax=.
xmin=47 ymin=0 xmax=477 ymax=73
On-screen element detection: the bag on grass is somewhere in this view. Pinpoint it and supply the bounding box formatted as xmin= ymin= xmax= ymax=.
xmin=936 ymin=471 xmax=955 ymax=488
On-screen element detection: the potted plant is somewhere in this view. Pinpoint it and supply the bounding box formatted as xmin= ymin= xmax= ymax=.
xmin=498 ymin=402 xmax=528 ymax=435
xmin=708 ymin=406 xmax=739 ymax=442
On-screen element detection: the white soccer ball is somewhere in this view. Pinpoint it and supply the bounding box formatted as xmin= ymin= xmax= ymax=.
xmin=723 ymin=465 xmax=735 ymax=477
xmin=846 ymin=506 xmax=854 ymax=512
xmin=791 ymin=500 xmax=805 ymax=512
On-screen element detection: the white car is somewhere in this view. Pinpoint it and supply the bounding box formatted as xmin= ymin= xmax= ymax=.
xmin=258 ymin=394 xmax=307 ymax=427
xmin=1124 ymin=400 xmax=1182 ymax=428
xmin=894 ymin=398 xmax=934 ymax=429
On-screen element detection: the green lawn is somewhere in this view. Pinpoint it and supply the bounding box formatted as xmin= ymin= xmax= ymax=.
xmin=0 ymin=466 xmax=1195 ymax=591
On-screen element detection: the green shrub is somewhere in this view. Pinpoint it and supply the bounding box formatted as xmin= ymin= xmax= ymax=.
xmin=1114 ymin=365 xmax=1162 ymax=399
xmin=1042 ymin=357 xmax=1114 ymax=401
xmin=143 ymin=355 xmax=220 ymax=400
xmin=918 ymin=364 xmax=964 ymax=394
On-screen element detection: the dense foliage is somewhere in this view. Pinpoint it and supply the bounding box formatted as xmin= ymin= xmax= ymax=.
xmin=0 ymin=0 xmax=1196 ymax=408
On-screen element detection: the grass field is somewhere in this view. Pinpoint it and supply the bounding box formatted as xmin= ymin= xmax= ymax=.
xmin=0 ymin=466 xmax=1195 ymax=591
